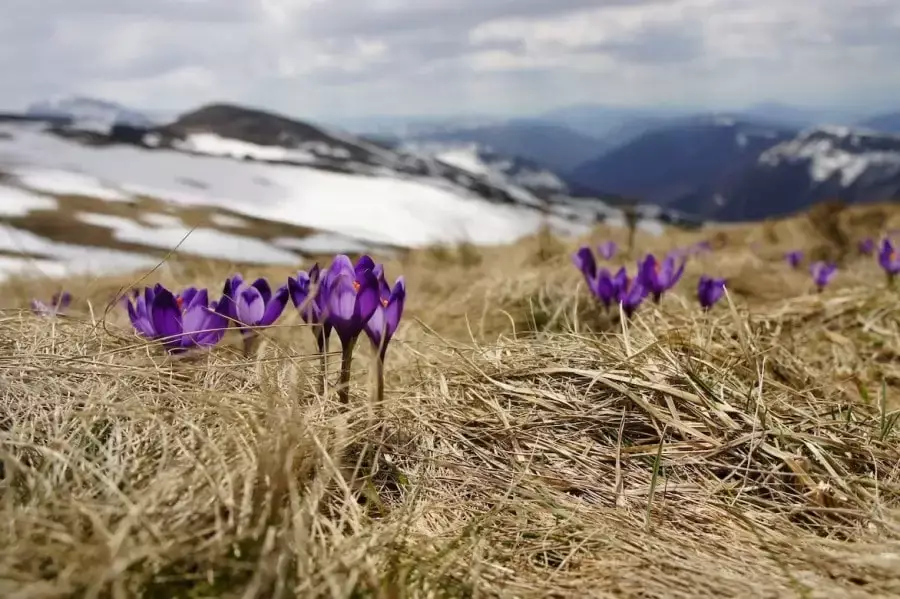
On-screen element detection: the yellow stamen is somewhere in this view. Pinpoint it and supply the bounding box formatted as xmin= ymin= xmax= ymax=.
xmin=352 ymin=280 xmax=360 ymax=292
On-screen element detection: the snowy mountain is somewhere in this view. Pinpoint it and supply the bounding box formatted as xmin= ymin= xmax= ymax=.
xmin=0 ymin=104 xmax=679 ymax=281
xmin=569 ymin=115 xmax=797 ymax=204
xmin=402 ymin=121 xmax=604 ymax=174
xmin=670 ymin=126 xmax=900 ymax=221
xmin=26 ymin=96 xmax=158 ymax=132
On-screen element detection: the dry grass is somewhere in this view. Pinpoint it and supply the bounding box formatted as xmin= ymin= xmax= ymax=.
xmin=3 ymin=204 xmax=900 ymax=597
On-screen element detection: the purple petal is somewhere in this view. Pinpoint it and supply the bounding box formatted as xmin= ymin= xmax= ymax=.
xmin=250 ymin=278 xmax=272 ymax=305
xmin=235 ymin=284 xmax=265 ymax=325
xmin=150 ymin=288 xmax=183 ymax=344
xmin=259 ymin=285 xmax=289 ymax=327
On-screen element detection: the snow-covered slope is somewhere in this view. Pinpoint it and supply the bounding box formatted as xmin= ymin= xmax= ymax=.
xmin=26 ymin=96 xmax=158 ymax=132
xmin=0 ymin=116 xmax=666 ymax=281
xmin=671 ymin=126 xmax=900 ymax=221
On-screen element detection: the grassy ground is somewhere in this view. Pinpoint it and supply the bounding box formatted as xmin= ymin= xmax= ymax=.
xmin=2 ymin=202 xmax=900 ymax=597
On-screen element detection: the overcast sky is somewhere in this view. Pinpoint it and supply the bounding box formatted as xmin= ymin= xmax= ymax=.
xmin=1 ymin=0 xmax=898 ymax=121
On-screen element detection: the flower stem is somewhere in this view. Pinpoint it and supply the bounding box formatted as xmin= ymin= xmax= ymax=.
xmin=242 ymin=332 xmax=260 ymax=357
xmin=337 ymin=336 xmax=356 ymax=405
xmin=319 ymin=332 xmax=329 ymax=398
xmin=371 ymin=352 xmax=385 ymax=414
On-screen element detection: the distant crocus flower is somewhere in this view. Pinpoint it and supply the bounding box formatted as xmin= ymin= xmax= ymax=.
xmin=220 ymin=274 xmax=289 ymax=336
xmin=572 ymin=246 xmax=598 ymax=284
xmin=638 ymin=253 xmax=685 ymax=303
xmin=785 ymin=250 xmax=803 ymax=269
xmin=288 ymin=263 xmax=331 ymax=348
xmin=364 ymin=271 xmax=406 ymax=360
xmin=126 ymin=284 xmax=227 ymax=352
xmin=878 ymin=239 xmax=900 ymax=282
xmin=598 ymin=241 xmax=617 ymax=260
xmin=858 ymin=238 xmax=875 ymax=255
xmin=697 ymin=276 xmax=726 ymax=310
xmin=810 ymin=261 xmax=837 ymax=292
xmin=31 ymin=292 xmax=71 ymax=316
xmin=616 ymin=274 xmax=647 ymax=318
xmin=592 ymin=268 xmax=619 ymax=309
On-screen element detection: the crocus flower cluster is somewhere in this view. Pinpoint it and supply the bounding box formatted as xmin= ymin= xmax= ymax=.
xmin=125 ymin=284 xmax=229 ymax=352
xmin=118 ymin=254 xmax=406 ymax=403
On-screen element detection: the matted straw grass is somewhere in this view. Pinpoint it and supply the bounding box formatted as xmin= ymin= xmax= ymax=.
xmin=2 ymin=204 xmax=900 ymax=597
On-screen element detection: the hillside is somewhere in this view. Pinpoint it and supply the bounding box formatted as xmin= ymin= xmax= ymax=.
xmin=569 ymin=116 xmax=796 ymax=204
xmin=860 ymin=112 xmax=900 ymax=134
xmin=672 ymin=126 xmax=900 ymax=221
xmin=405 ymin=120 xmax=604 ymax=173
xmin=2 ymin=200 xmax=900 ymax=596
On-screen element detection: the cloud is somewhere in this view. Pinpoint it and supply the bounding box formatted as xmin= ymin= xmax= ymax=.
xmin=0 ymin=0 xmax=897 ymax=122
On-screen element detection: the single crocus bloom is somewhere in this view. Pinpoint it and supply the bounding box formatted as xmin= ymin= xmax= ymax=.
xmin=810 ymin=261 xmax=837 ymax=291
xmin=617 ymin=274 xmax=647 ymax=318
xmin=597 ymin=241 xmax=617 ymax=260
xmin=858 ymin=238 xmax=875 ymax=255
xmin=31 ymin=292 xmax=71 ymax=316
xmin=878 ymin=239 xmax=900 ymax=280
xmin=220 ymin=275 xmax=288 ymax=335
xmin=785 ymin=250 xmax=803 ymax=269
xmin=592 ymin=267 xmax=619 ymax=309
xmin=287 ymin=263 xmax=333 ymax=346
xmin=323 ymin=254 xmax=380 ymax=346
xmin=697 ymin=276 xmax=726 ymax=310
xmin=129 ymin=285 xmax=228 ymax=352
xmin=638 ymin=253 xmax=685 ymax=303
xmin=572 ymin=246 xmax=597 ymax=285
xmin=364 ymin=270 xmax=406 ymax=359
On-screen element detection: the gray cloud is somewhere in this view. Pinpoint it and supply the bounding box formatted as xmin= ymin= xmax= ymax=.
xmin=0 ymin=0 xmax=897 ymax=120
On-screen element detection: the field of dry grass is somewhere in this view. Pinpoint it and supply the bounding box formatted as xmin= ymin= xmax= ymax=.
xmin=3 ymin=202 xmax=900 ymax=598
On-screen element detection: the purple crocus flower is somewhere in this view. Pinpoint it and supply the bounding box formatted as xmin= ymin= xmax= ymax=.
xmin=616 ymin=274 xmax=647 ymax=318
xmin=785 ymin=250 xmax=803 ymax=269
xmin=697 ymin=276 xmax=726 ymax=310
xmin=126 ymin=284 xmax=227 ymax=352
xmin=364 ymin=270 xmax=406 ymax=359
xmin=288 ymin=263 xmax=332 ymax=348
xmin=858 ymin=238 xmax=875 ymax=256
xmin=572 ymin=246 xmax=598 ymax=284
xmin=220 ymin=274 xmax=288 ymax=335
xmin=592 ymin=268 xmax=619 ymax=309
xmin=322 ymin=254 xmax=380 ymax=346
xmin=597 ymin=241 xmax=617 ymax=260
xmin=878 ymin=239 xmax=900 ymax=281
xmin=31 ymin=292 xmax=71 ymax=316
xmin=810 ymin=261 xmax=837 ymax=292
xmin=638 ymin=253 xmax=685 ymax=303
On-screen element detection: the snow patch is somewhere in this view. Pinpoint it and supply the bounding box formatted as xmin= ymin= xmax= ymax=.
xmin=272 ymin=232 xmax=372 ymax=255
xmin=0 ymin=223 xmax=159 ymax=280
xmin=140 ymin=212 xmax=184 ymax=227
xmin=209 ymin=213 xmax=251 ymax=228
xmin=0 ymin=184 xmax=58 ymax=215
xmin=75 ymin=211 xmax=302 ymax=265
xmin=174 ymin=133 xmax=317 ymax=164
xmin=13 ymin=167 xmax=132 ymax=201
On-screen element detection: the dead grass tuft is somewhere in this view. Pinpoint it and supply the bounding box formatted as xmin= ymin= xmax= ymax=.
xmin=2 ymin=206 xmax=900 ymax=597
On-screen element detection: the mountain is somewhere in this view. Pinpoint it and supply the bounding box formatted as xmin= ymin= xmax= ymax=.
xmin=534 ymin=104 xmax=689 ymax=139
xmin=569 ymin=115 xmax=797 ymax=204
xmin=858 ymin=112 xmax=900 ymax=134
xmin=0 ymin=102 xmax=694 ymax=280
xmin=670 ymin=126 xmax=900 ymax=221
xmin=403 ymin=121 xmax=604 ymax=173
xmin=26 ymin=96 xmax=158 ymax=131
